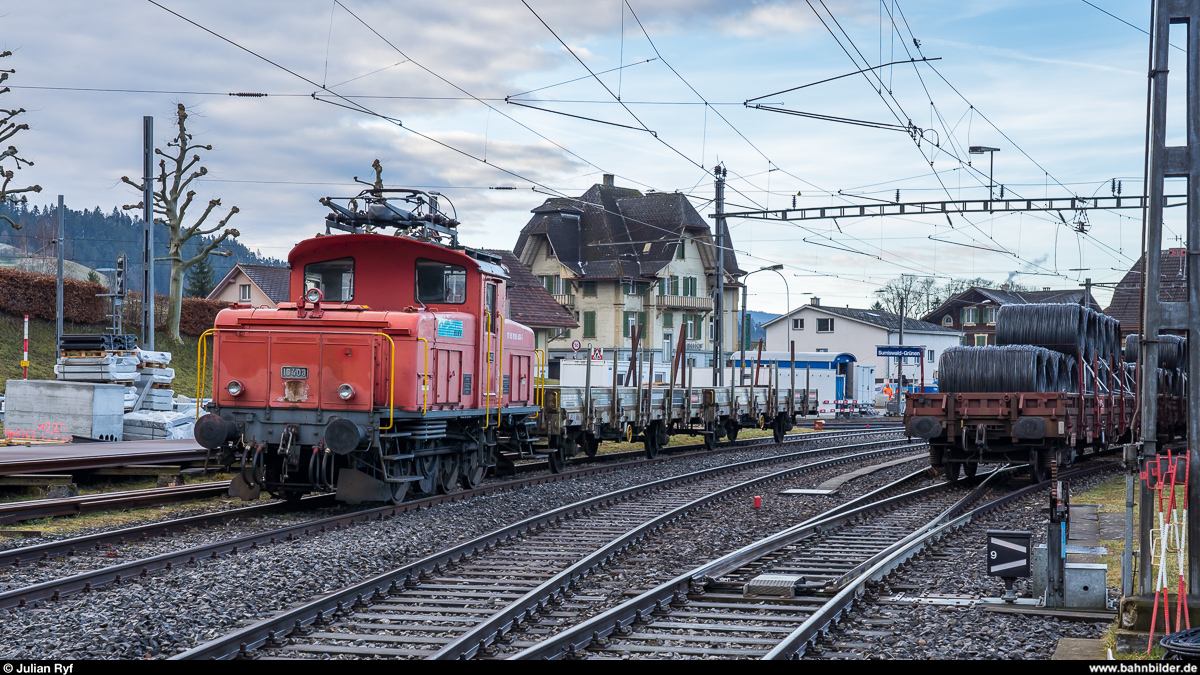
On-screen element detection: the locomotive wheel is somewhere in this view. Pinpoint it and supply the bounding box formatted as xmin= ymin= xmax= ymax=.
xmin=945 ymin=460 xmax=963 ymax=483
xmin=547 ymin=450 xmax=565 ymax=474
xmin=417 ymin=456 xmax=439 ymax=494
xmin=436 ymin=454 xmax=460 ymax=494
xmin=584 ymin=434 xmax=600 ymax=458
xmin=460 ymin=451 xmax=485 ymax=490
xmin=389 ymin=481 xmax=409 ymax=505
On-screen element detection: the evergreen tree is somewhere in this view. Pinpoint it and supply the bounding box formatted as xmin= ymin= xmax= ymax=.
xmin=87 ymin=270 xmax=101 ymax=284
xmin=185 ymin=255 xmax=216 ymax=298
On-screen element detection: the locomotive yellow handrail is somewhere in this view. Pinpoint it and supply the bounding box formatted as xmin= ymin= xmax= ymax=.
xmin=530 ymin=348 xmax=546 ymax=419
xmin=416 ymin=335 xmax=429 ymax=416
xmin=196 ymin=328 xmax=217 ymax=419
xmin=484 ymin=313 xmax=505 ymax=430
xmin=483 ymin=312 xmax=492 ymax=429
xmin=373 ymin=332 xmax=396 ymax=429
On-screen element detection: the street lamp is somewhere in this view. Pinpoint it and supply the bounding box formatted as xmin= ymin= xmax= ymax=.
xmin=738 ymin=263 xmax=788 ymax=385
xmin=969 ymin=146 xmax=1001 ymax=202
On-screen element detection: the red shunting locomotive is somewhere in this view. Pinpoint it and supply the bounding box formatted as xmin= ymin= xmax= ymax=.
xmin=194 ymin=189 xmax=538 ymax=503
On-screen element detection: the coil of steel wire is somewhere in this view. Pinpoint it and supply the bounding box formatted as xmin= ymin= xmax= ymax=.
xmin=995 ymin=303 xmax=1092 ymax=356
xmin=938 ymin=345 xmax=1076 ymax=394
xmin=1124 ymin=333 xmax=1188 ymax=369
xmin=1161 ymin=628 xmax=1200 ymax=660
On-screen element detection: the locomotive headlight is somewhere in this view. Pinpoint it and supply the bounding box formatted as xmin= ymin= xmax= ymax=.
xmin=338 ymin=384 xmax=355 ymax=400
xmin=305 ymin=287 xmax=323 ymax=304
xmin=226 ymin=380 xmax=244 ymax=397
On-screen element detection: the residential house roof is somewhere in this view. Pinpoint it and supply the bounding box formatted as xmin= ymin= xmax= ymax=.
xmin=208 ymin=263 xmax=292 ymax=305
xmin=514 ymin=182 xmax=743 ymax=282
xmin=921 ymin=286 xmax=1100 ymax=323
xmin=1106 ymin=250 xmax=1187 ymax=331
xmin=485 ymin=249 xmax=578 ymax=330
xmin=762 ymin=305 xmax=960 ymax=334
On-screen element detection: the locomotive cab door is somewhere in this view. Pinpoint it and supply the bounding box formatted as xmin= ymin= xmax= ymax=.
xmin=484 ymin=281 xmax=498 ymax=409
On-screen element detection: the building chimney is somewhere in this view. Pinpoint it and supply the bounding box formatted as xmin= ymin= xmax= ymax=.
xmin=603 ymin=173 xmax=614 ymax=187
xmin=810 ymin=297 xmax=820 ymax=306
xmin=1000 ymin=283 xmax=1010 ymax=291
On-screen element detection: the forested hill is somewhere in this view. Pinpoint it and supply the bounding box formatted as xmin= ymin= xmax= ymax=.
xmin=0 ymin=202 xmax=285 ymax=294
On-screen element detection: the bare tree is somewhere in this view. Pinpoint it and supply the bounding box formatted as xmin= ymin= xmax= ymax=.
xmin=0 ymin=51 xmax=42 ymax=228
xmin=873 ymin=276 xmax=939 ymax=318
xmin=122 ymin=104 xmax=240 ymax=342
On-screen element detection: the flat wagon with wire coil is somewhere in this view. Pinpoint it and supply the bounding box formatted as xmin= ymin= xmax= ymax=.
xmin=904 ymin=303 xmax=1186 ymax=482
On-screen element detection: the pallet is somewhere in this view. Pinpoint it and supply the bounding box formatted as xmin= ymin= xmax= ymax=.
xmin=139 ymin=362 xmax=167 ymax=369
xmin=151 ymin=382 xmax=173 ymax=390
xmin=60 ymin=350 xmax=106 ymax=358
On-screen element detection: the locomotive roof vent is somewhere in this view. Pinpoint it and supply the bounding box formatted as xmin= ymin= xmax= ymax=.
xmin=320 ymin=188 xmax=460 ymax=248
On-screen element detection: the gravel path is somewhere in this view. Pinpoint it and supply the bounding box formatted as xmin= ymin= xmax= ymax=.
xmin=0 ymin=432 xmax=905 ymax=659
xmin=804 ymin=471 xmax=1115 ymax=660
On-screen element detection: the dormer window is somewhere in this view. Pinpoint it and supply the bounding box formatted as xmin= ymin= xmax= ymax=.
xmin=942 ymin=315 xmax=953 ymax=326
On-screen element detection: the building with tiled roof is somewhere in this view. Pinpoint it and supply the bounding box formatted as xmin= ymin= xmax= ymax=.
xmin=921 ymin=285 xmax=1100 ymax=347
xmin=208 ymin=263 xmax=291 ymax=307
xmin=513 ymin=174 xmax=744 ymax=375
xmin=762 ymin=300 xmax=963 ymax=389
xmin=1105 ymin=250 xmax=1187 ymax=335
xmin=484 ymin=249 xmax=578 ymax=341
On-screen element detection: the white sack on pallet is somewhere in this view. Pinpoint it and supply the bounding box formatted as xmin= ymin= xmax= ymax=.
xmin=135 ymin=348 xmax=172 ymax=365
xmin=56 ymin=354 xmax=139 ymax=367
xmin=123 ymin=410 xmax=195 ymax=429
xmin=138 ymin=369 xmax=175 ymax=384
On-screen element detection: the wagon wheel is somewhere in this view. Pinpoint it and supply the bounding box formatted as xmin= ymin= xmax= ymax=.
xmin=417 ymin=455 xmax=439 ymax=494
xmin=560 ymin=433 xmax=579 ymax=459
xmin=1029 ymin=448 xmax=1048 ymax=484
xmin=436 ymin=454 xmax=461 ymax=494
xmin=389 ymin=480 xmax=410 ymax=505
xmin=547 ymin=450 xmax=565 ymax=474
xmin=643 ymin=422 xmax=662 ymax=460
xmin=962 ymin=461 xmax=978 ymax=479
xmin=772 ymin=418 xmax=786 ymax=444
xmin=584 ymin=434 xmax=600 ymax=459
xmin=945 ymin=460 xmax=963 ymax=484
xmin=725 ymin=421 xmax=740 ymax=443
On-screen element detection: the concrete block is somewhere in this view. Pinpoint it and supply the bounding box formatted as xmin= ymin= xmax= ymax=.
xmin=5 ymin=380 xmax=126 ymax=442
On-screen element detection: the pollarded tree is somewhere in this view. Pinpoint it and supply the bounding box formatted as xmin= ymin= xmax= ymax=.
xmin=0 ymin=51 xmax=42 ymax=228
xmin=122 ymin=104 xmax=240 ymax=342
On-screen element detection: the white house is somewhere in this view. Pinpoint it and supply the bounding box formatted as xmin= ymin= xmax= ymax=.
xmin=760 ymin=300 xmax=963 ymax=391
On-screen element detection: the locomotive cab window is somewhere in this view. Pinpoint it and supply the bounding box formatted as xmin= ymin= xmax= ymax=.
xmin=416 ymin=259 xmax=467 ymax=304
xmin=304 ymin=257 xmax=354 ymax=302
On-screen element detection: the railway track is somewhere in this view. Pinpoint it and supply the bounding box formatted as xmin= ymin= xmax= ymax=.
xmin=511 ymin=459 xmax=1119 ymax=660
xmin=0 ymin=427 xmax=893 ymax=529
xmin=165 ymin=436 xmax=928 ymax=659
xmin=0 ymin=433 xmax=914 ymax=613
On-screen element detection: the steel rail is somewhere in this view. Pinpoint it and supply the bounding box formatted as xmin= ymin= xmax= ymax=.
xmin=0 ymin=427 xmax=892 ymax=531
xmin=430 ymin=448 xmax=930 ymax=660
xmin=1 ymin=435 xmax=911 ymax=613
xmin=507 ymin=467 xmax=986 ymax=660
xmin=168 ymin=437 xmax=925 ymax=660
xmin=761 ymin=460 xmax=1119 ymax=659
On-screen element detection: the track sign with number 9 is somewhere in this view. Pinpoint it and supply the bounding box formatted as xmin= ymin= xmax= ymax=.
xmin=985 ymin=530 xmax=1032 ymax=577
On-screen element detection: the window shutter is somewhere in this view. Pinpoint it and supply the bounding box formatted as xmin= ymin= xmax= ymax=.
xmin=658 ymin=279 xmax=666 ymax=295
xmin=584 ymin=311 xmax=596 ymax=338
xmin=663 ymin=312 xmax=673 ymax=328
xmin=672 ymin=276 xmax=679 ymax=295
xmin=638 ymin=311 xmax=647 ymax=333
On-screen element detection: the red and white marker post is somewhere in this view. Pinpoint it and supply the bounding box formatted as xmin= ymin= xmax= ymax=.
xmin=21 ymin=314 xmax=29 ymax=379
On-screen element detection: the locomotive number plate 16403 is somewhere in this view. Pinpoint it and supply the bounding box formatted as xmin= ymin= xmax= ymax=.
xmin=281 ymin=366 xmax=309 ymax=380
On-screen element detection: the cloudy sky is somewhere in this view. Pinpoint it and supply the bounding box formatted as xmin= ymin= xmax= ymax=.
xmin=0 ymin=0 xmax=1170 ymax=312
